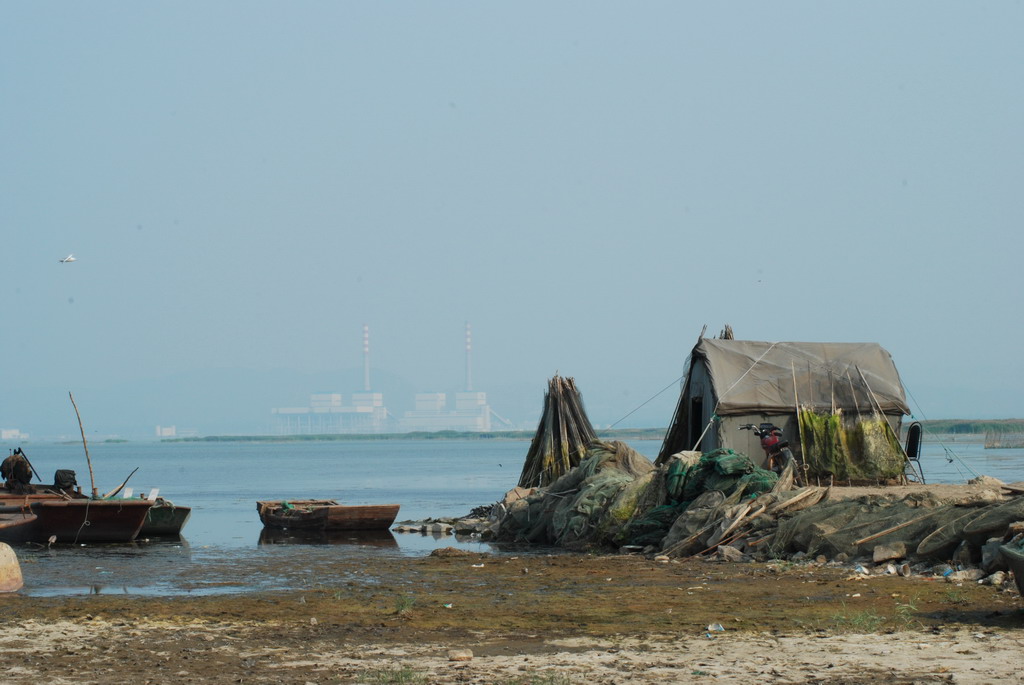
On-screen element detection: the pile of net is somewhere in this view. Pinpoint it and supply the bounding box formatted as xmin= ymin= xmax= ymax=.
xmin=624 ymin=448 xmax=779 ymax=548
xmin=497 ymin=440 xmax=658 ymax=549
xmin=517 ymin=375 xmax=598 ymax=489
xmin=492 ymin=437 xmax=1024 ymax=565
xmin=644 ymin=479 xmax=1024 ymax=564
xmin=494 ymin=442 xmax=780 ymax=551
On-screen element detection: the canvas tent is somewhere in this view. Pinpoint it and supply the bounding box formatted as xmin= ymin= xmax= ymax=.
xmin=656 ymin=339 xmax=911 ymax=477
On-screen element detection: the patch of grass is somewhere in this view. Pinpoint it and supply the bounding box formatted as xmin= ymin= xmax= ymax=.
xmin=832 ymin=595 xmax=922 ymax=633
xmin=831 ymin=603 xmax=885 ymax=633
xmin=358 ymin=666 xmax=428 ymax=684
xmin=393 ymin=594 xmax=416 ymax=616
xmin=943 ymin=588 xmax=969 ymax=605
xmin=893 ymin=595 xmax=922 ymax=631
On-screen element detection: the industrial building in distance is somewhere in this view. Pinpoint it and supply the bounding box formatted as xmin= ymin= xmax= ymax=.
xmin=271 ymin=324 xmax=507 ymax=435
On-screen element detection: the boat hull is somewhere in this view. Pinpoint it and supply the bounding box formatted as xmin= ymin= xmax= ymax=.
xmin=0 ymin=498 xmax=153 ymax=544
xmin=0 ymin=511 xmax=38 ymax=543
xmin=257 ymin=500 xmax=400 ymax=532
xmin=139 ymin=502 xmax=192 ymax=537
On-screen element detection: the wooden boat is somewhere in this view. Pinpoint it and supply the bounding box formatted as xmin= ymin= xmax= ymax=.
xmin=0 ymin=497 xmax=153 ymax=544
xmin=257 ymin=500 xmax=400 ymax=531
xmin=138 ymin=498 xmax=192 ymax=537
xmin=999 ymin=540 xmax=1024 ymax=596
xmin=0 ymin=511 xmax=38 ymax=543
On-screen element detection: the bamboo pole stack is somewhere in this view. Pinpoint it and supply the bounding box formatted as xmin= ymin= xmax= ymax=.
xmin=517 ymin=375 xmax=598 ymax=489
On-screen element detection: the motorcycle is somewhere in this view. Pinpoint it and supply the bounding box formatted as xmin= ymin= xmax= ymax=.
xmin=739 ymin=422 xmax=796 ymax=474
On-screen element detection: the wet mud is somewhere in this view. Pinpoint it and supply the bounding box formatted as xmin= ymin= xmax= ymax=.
xmin=1 ymin=551 xmax=1022 ymax=683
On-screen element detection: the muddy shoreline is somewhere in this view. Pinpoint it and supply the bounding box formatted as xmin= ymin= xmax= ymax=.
xmin=2 ymin=551 xmax=1023 ymax=683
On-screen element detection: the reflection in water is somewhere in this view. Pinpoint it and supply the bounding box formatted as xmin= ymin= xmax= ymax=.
xmin=258 ymin=527 xmax=398 ymax=547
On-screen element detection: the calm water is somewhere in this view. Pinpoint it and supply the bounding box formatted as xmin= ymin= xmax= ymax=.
xmin=6 ymin=437 xmax=1023 ymax=596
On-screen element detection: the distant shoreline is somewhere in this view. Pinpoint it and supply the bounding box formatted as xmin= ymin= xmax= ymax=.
xmin=15 ymin=419 xmax=1020 ymax=445
xmin=165 ymin=419 xmax=1024 ymax=444
xmin=164 ymin=427 xmax=667 ymax=443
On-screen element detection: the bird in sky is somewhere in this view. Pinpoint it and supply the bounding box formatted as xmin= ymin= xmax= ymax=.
xmin=59 ymin=254 xmax=76 ymax=263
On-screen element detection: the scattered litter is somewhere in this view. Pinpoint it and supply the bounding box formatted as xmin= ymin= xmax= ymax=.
xmin=471 ymin=564 xmax=484 ymax=568
xmin=442 ymin=603 xmax=453 ymax=609
xmin=707 ymin=623 xmax=724 ymax=632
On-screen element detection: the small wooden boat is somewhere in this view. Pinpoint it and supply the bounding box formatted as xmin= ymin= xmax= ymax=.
xmin=1000 ymin=540 xmax=1024 ymax=596
xmin=138 ymin=498 xmax=192 ymax=537
xmin=0 ymin=498 xmax=153 ymax=544
xmin=0 ymin=511 xmax=38 ymax=543
xmin=256 ymin=500 xmax=400 ymax=531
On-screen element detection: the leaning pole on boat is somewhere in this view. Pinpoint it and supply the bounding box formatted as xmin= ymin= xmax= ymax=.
xmin=68 ymin=391 xmax=98 ymax=498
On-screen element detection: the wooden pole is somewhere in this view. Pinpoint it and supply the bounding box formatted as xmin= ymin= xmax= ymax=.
xmin=69 ymin=391 xmax=98 ymax=498
xmin=792 ymin=362 xmax=807 ymax=486
xmin=853 ymin=512 xmax=934 ymax=546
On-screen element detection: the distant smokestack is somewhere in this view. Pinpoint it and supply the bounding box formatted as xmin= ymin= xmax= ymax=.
xmin=465 ymin=322 xmax=473 ymax=392
xmin=363 ymin=324 xmax=371 ymax=392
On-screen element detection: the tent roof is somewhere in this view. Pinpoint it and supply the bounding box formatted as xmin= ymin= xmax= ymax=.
xmin=693 ymin=339 xmax=910 ymax=415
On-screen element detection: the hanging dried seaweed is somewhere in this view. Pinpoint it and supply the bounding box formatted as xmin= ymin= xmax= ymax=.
xmin=517 ymin=375 xmax=598 ymax=488
xmin=798 ymin=406 xmax=906 ymax=482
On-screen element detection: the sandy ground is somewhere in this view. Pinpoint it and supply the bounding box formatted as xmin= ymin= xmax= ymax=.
xmin=1 ymin=550 xmax=1022 ymax=684
xmin=1 ymin=619 xmax=1023 ymax=684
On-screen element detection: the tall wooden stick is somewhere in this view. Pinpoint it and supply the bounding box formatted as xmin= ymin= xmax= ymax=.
xmin=792 ymin=362 xmax=806 ymax=486
xmin=69 ymin=391 xmax=98 ymax=498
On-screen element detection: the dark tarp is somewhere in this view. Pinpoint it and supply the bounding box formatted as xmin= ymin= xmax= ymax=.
xmin=695 ymin=339 xmax=909 ymax=416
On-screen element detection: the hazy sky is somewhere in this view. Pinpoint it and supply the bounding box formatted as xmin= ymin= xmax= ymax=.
xmin=2 ymin=3 xmax=1021 ymax=438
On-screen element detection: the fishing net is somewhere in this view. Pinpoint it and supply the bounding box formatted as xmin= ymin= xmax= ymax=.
xmin=679 ymin=449 xmax=768 ymax=500
xmin=736 ymin=469 xmax=779 ymax=495
xmin=598 ymin=471 xmax=662 ymax=544
xmin=660 ymin=490 xmax=748 ymax=556
xmin=498 ymin=440 xmax=657 ymax=548
xmin=714 ymin=450 xmax=754 ymax=476
xmin=624 ymin=503 xmax=686 ymax=548
xmin=550 ymin=470 xmax=633 ymax=547
xmin=766 ymin=493 xmax=976 ymax=560
xmin=664 ymin=452 xmax=701 ymax=503
xmin=798 ymin=408 xmax=907 ymax=482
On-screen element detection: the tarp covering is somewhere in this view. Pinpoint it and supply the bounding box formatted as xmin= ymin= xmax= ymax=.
xmin=696 ymin=339 xmax=910 ymax=415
